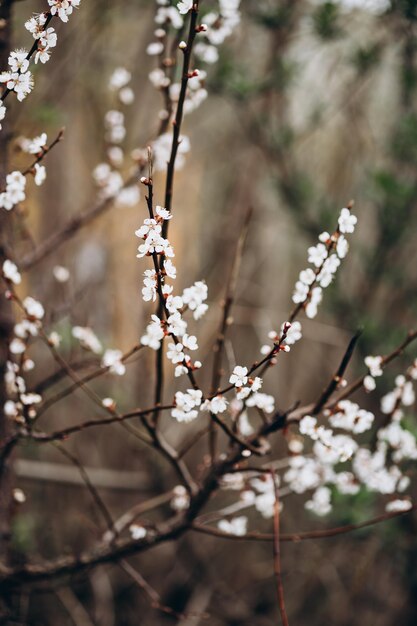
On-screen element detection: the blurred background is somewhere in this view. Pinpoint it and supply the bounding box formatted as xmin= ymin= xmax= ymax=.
xmin=4 ymin=0 xmax=417 ymax=624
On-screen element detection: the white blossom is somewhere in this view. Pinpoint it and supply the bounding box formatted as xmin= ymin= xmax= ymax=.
xmin=172 ymin=389 xmax=202 ymax=422
xmin=364 ymin=355 xmax=383 ymax=377
xmin=338 ymin=207 xmax=357 ymax=234
xmin=385 ymin=498 xmax=412 ymax=513
xmin=246 ymin=392 xmax=275 ymax=414
xmin=72 ymin=326 xmax=102 ymax=354
xmin=229 ymin=365 xmax=248 ymax=388
xmin=305 ymin=486 xmax=332 ymax=516
xmin=34 ymin=163 xmax=46 ymax=186
xmin=53 ymin=265 xmax=70 ymax=283
xmin=23 ymin=296 xmax=44 ymax=320
xmin=102 ymin=349 xmax=125 ymax=376
xmin=129 ymin=524 xmax=147 ymax=540
xmin=203 ymin=395 xmax=228 ymax=414
xmin=308 ymin=243 xmax=327 ymax=268
xmin=282 ymin=321 xmax=302 ymax=345
xmin=177 ymin=0 xmax=193 ymax=15
xmin=217 ymin=516 xmax=247 ymax=536
xmin=2 ymin=260 xmax=21 ymax=285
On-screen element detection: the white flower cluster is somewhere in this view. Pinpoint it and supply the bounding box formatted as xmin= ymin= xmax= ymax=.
xmin=101 ymin=349 xmax=125 ymax=376
xmin=0 ymin=171 xmax=26 ymax=211
xmin=172 ymin=389 xmax=203 ymax=422
xmin=327 ymin=400 xmax=375 ymax=434
xmin=0 ymin=49 xmax=33 ymax=102
xmin=137 ymin=206 xmax=208 ymax=380
xmin=3 ymin=294 xmax=46 ymax=422
xmin=282 ymin=365 xmax=417 ymax=517
xmin=380 ymin=372 xmax=416 ymax=416
xmin=92 ymin=68 xmax=139 ymax=207
xmin=217 ymin=516 xmax=247 ymax=536
xmin=194 ymin=0 xmax=241 ymax=65
xmin=0 ymin=1 xmax=81 ymax=128
xmin=144 ymin=0 xmax=241 ymax=171
xmin=2 ymin=260 xmax=21 ymax=286
xmin=170 ymin=485 xmax=190 ymax=511
xmin=260 ymin=322 xmax=302 ymax=356
xmin=363 ymin=354 xmax=383 ymax=391
xmin=108 ymin=67 xmax=134 ymax=106
xmin=292 ymin=207 xmax=356 ymax=319
xmin=353 ymin=445 xmax=408 ymax=495
xmin=4 ymin=360 xmax=42 ymax=424
xmin=72 ymin=326 xmax=102 ymax=354
xmin=25 ymin=15 xmax=57 ymax=64
xmin=47 ymin=0 xmax=81 ymax=22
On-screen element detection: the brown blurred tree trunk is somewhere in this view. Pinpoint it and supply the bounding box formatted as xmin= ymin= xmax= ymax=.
xmin=0 ymin=0 xmax=15 ymax=621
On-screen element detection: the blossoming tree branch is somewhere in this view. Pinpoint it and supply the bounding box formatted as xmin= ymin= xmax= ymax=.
xmin=0 ymin=0 xmax=416 ymax=623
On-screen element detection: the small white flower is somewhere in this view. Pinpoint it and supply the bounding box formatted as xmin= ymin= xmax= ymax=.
xmin=282 ymin=321 xmax=302 ymax=345
xmin=364 ymin=375 xmax=376 ymax=391
xmin=119 ymin=86 xmax=134 ymax=104
xmin=164 ymin=259 xmax=176 ymax=279
xmin=246 ymin=393 xmax=275 ymax=414
xmin=34 ymin=163 xmax=46 ymax=186
xmin=250 ymin=376 xmax=263 ymax=392
xmin=27 ymin=133 xmax=47 ymax=154
xmin=203 ymin=395 xmax=228 ymax=414
xmin=299 ymin=415 xmax=317 ymax=437
xmin=102 ymin=349 xmax=125 ymax=376
xmin=102 ymin=397 xmax=116 ymax=410
xmin=364 ymin=355 xmax=383 ymax=377
xmin=53 ymin=265 xmax=70 ymax=282
xmin=48 ymin=331 xmax=61 ymax=347
xmin=21 ymin=392 xmax=42 ymax=406
xmin=182 ymin=334 xmax=198 ymax=351
xmin=109 ymin=67 xmax=131 ymax=91
xmin=167 ymin=342 xmax=185 ymax=364
xmin=170 ymin=485 xmax=190 ymax=511
xmin=72 ymin=326 xmax=102 ymax=354
xmin=218 ymin=516 xmax=247 ymax=536
xmin=338 ymin=207 xmax=357 ymax=234
xmin=305 ymin=286 xmax=322 ymax=319
xmin=23 ymin=296 xmax=44 ymax=320
xmin=177 ymin=0 xmax=193 ymax=15
xmin=147 ymin=42 xmax=164 ymax=55
xmin=336 ymin=235 xmax=349 ymax=258
xmin=299 ymin=268 xmax=316 ymax=285
xmin=175 ymin=364 xmax=188 ymax=377
xmin=2 ymin=260 xmax=21 ymax=285
xmin=155 ymin=205 xmax=172 ymax=220
xmin=385 ymin=499 xmax=412 ymax=513
xmin=305 ymin=486 xmax=332 ymax=516
xmin=130 ymin=524 xmax=147 ymax=540
xmin=292 ymin=280 xmax=309 ymax=304
xmin=9 ymin=49 xmax=29 ymax=73
xmin=9 ymin=338 xmax=26 ymax=355
xmin=141 ymin=315 xmax=165 ymax=350
xmin=229 ymin=365 xmax=248 ymax=388
xmin=308 ymin=243 xmax=327 ymax=268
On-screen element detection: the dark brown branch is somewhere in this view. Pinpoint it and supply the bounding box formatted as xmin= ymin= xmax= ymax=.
xmin=153 ymin=1 xmax=200 ymax=424
xmin=311 ymin=329 xmax=362 ymax=415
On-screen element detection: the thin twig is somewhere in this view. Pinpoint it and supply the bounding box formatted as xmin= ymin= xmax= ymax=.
xmin=271 ymin=469 xmax=289 ymax=626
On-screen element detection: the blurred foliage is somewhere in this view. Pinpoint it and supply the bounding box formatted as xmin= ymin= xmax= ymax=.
xmin=312 ymin=2 xmax=343 ymax=40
